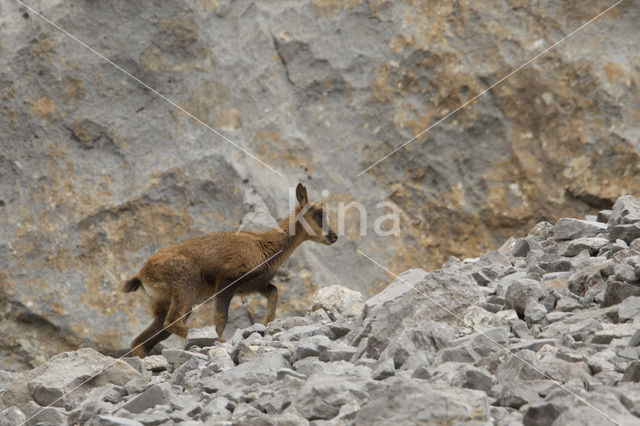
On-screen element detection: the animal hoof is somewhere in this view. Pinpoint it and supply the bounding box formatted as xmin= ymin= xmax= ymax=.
xmin=131 ymin=347 xmax=147 ymax=358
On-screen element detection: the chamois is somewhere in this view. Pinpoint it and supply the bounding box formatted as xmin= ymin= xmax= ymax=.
xmin=123 ymin=183 xmax=337 ymax=357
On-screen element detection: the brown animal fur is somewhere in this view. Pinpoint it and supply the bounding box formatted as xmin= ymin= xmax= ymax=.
xmin=123 ymin=183 xmax=337 ymax=357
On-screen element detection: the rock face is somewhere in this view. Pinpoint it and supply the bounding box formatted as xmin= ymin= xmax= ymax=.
xmin=5 ymin=199 xmax=640 ymax=424
xmin=1 ymin=1 xmax=639 ymax=370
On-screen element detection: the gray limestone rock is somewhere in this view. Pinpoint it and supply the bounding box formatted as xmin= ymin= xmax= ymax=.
xmin=529 ymin=222 xmax=555 ymax=241
xmin=513 ymin=236 xmax=543 ymax=258
xmin=162 ymin=348 xmax=207 ymax=369
xmin=537 ymin=357 xmax=590 ymax=384
xmin=522 ymin=402 xmax=567 ymax=426
xmin=493 ymin=381 xmax=542 ymax=409
xmin=547 ymin=392 xmax=638 ymax=425
xmin=23 ymin=401 xmax=67 ymax=426
xmin=372 ymin=359 xmax=395 ymax=380
xmin=90 ymin=415 xmax=144 ymax=426
xmin=199 ymin=396 xmax=233 ymax=423
xmin=546 ymin=311 xmax=569 ymax=323
xmin=603 ymin=280 xmax=640 ymax=307
xmin=428 ymin=362 xmax=496 ymax=393
xmin=355 ymin=379 xmax=489 ymax=424
xmin=588 ymin=349 xmax=617 ymax=375
xmin=562 ymin=237 xmax=609 ymax=257
xmin=505 ymin=279 xmax=545 ymax=316
xmin=590 ymin=323 xmax=637 ymax=344
xmin=309 ymin=285 xmax=364 ymax=320
xmin=217 ymin=351 xmax=289 ymax=386
xmin=1 ymin=348 xmax=138 ymax=413
xmin=615 ymin=383 xmax=640 ymax=417
xmin=356 ymin=269 xmax=478 ymax=361
xmin=510 ymin=318 xmax=533 ymax=339
xmin=629 ymin=329 xmax=640 ymax=347
xmin=377 ymin=327 xmax=438 ymax=370
xmin=554 ymin=218 xmax=607 ymax=241
xmin=619 ymin=296 xmax=640 ymax=322
xmin=295 ymin=335 xmax=332 ymax=361
xmin=609 ymin=223 xmax=640 ymax=244
xmin=555 ymin=296 xmax=583 ymax=312
xmin=118 ymin=383 xmax=172 ymax=415
xmin=363 ymin=269 xmax=428 ymax=318
xmin=598 ymin=210 xmax=613 ymax=223
xmin=239 ymin=323 xmax=267 ymax=339
xmin=0 ymin=407 xmax=26 ymax=426
xmin=615 ymin=263 xmax=638 ymax=283
xmin=525 ymin=302 xmax=547 ymax=323
xmin=142 ymin=355 xmax=170 ymax=373
xmin=320 ymin=344 xmax=358 ymax=362
xmin=295 ymin=373 xmax=370 ymax=421
xmin=567 ymin=258 xmax=614 ymax=296
xmin=609 ymin=196 xmax=640 ymax=227
xmin=622 ymin=361 xmax=640 ymax=382
xmin=184 ymin=326 xmax=218 ymax=349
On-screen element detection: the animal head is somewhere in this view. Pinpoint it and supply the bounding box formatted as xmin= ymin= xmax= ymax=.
xmin=294 ymin=183 xmax=338 ymax=245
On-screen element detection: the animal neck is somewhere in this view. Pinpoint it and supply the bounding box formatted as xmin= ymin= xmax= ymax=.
xmin=260 ymin=214 xmax=306 ymax=270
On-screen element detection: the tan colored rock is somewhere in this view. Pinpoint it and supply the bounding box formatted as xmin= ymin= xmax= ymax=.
xmin=1 ymin=1 xmax=637 ymax=370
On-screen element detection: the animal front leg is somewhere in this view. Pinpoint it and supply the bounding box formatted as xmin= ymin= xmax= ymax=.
xmin=261 ymin=283 xmax=278 ymax=325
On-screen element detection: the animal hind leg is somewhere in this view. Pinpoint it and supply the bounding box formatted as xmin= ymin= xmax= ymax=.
xmin=164 ymin=269 xmax=201 ymax=338
xmin=213 ymin=287 xmax=234 ymax=341
xmin=261 ymin=283 xmax=278 ymax=325
xmin=130 ymin=301 xmax=170 ymax=358
xmin=164 ymin=290 xmax=196 ymax=338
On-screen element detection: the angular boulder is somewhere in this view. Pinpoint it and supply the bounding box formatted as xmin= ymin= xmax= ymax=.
xmin=309 ymin=285 xmax=364 ymax=320
xmin=1 ymin=348 xmax=138 ymax=412
xmin=505 ymin=279 xmax=545 ymax=316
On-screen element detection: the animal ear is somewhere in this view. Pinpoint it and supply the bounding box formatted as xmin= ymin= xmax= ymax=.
xmin=296 ymin=183 xmax=308 ymax=206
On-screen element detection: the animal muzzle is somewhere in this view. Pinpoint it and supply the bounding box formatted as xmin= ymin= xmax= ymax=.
xmin=326 ymin=232 xmax=338 ymax=244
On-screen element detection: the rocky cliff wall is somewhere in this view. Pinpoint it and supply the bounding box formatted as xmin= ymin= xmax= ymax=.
xmin=0 ymin=0 xmax=638 ymax=370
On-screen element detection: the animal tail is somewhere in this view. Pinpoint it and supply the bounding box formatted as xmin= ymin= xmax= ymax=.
xmin=122 ymin=277 xmax=142 ymax=293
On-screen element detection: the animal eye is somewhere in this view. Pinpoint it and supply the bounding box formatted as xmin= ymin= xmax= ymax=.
xmin=313 ymin=210 xmax=324 ymax=225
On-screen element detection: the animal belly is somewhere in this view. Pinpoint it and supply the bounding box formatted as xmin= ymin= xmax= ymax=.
xmin=233 ymin=274 xmax=273 ymax=295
